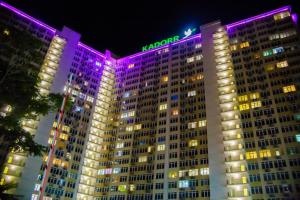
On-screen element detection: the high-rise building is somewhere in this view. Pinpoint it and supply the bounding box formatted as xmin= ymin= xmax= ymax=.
xmin=0 ymin=1 xmax=300 ymax=200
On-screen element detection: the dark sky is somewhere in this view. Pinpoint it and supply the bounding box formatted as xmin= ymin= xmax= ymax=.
xmin=4 ymin=0 xmax=300 ymax=57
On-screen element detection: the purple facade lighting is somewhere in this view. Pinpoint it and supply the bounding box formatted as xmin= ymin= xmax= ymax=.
xmin=292 ymin=13 xmax=298 ymax=24
xmin=226 ymin=6 xmax=291 ymax=30
xmin=0 ymin=2 xmax=56 ymax=33
xmin=124 ymin=34 xmax=202 ymax=60
xmin=78 ymin=42 xmax=106 ymax=58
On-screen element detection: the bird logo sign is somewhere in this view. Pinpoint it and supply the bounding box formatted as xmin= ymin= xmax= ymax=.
xmin=183 ymin=28 xmax=196 ymax=38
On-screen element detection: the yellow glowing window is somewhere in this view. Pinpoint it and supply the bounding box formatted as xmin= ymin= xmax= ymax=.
xmin=128 ymin=111 xmax=135 ymax=117
xmin=188 ymin=122 xmax=197 ymax=129
xmin=200 ymin=168 xmax=209 ymax=175
xmin=168 ymin=171 xmax=178 ymax=178
xmin=129 ymin=184 xmax=135 ymax=191
xmin=275 ymin=150 xmax=281 ymax=156
xmin=61 ymin=161 xmax=69 ymax=168
xmin=239 ymin=103 xmax=250 ymax=111
xmin=134 ymin=124 xmax=142 ymax=130
xmin=188 ymin=90 xmax=196 ymax=97
xmin=276 ymin=60 xmax=288 ymax=68
xmin=148 ymin=146 xmax=154 ymax=153
xmin=157 ymin=144 xmax=165 ymax=151
xmin=283 ymin=85 xmax=296 ymax=93
xmin=52 ymin=122 xmax=58 ymax=128
xmin=7 ymin=156 xmax=13 ymax=164
xmin=274 ymin=11 xmax=290 ymax=21
xmin=3 ymin=29 xmax=10 ymax=36
xmin=199 ymin=120 xmax=206 ymax=127
xmin=159 ymin=104 xmax=168 ymax=110
xmin=240 ymin=42 xmax=250 ymax=48
xmin=188 ymin=169 xmax=199 ymax=176
xmin=162 ymin=76 xmax=169 ymax=82
xmin=238 ymin=95 xmax=248 ymax=102
xmin=3 ymin=167 xmax=8 ymax=174
xmin=59 ymin=133 xmax=68 ymax=140
xmin=0 ymin=178 xmax=4 ymax=185
xmin=118 ymin=185 xmax=127 ymax=192
xmin=230 ymin=45 xmax=237 ymax=51
xmin=189 ymin=140 xmax=198 ymax=147
xmin=246 ymin=151 xmax=257 ymax=160
xmin=243 ymin=188 xmax=249 ymax=196
xmin=196 ymin=74 xmax=204 ymax=80
xmin=138 ymin=156 xmax=147 ymax=162
xmin=265 ymin=64 xmax=275 ymax=71
xmin=128 ymin=64 xmax=135 ymax=69
xmin=259 ymin=150 xmax=271 ymax=158
xmin=53 ymin=158 xmax=62 ymax=165
xmin=48 ymin=138 xmax=53 ymax=145
xmin=50 ymin=130 xmax=55 ymax=136
xmin=172 ymin=109 xmax=179 ymax=116
xmin=240 ymin=165 xmax=245 ymax=171
xmin=251 ymin=101 xmax=262 ymax=109
xmin=44 ymin=156 xmax=48 ymax=162
xmin=126 ymin=126 xmax=133 ymax=132
xmin=250 ymin=92 xmax=260 ymax=100
xmin=242 ymin=176 xmax=247 ymax=183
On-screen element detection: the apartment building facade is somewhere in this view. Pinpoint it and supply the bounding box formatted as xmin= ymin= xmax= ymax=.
xmin=0 ymin=1 xmax=299 ymax=200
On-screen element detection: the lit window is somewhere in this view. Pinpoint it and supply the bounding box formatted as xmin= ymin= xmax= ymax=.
xmin=195 ymin=54 xmax=203 ymax=61
xmin=168 ymin=171 xmax=177 ymax=178
xmin=242 ymin=176 xmax=247 ymax=184
xmin=120 ymin=113 xmax=128 ymax=119
xmin=178 ymin=180 xmax=189 ymax=188
xmin=239 ymin=103 xmax=250 ymax=111
xmin=195 ymin=43 xmax=202 ymax=49
xmin=157 ymin=144 xmax=165 ymax=151
xmin=275 ymin=150 xmax=281 ymax=156
xmin=265 ymin=64 xmax=275 ymax=71
xmin=274 ymin=11 xmax=290 ymax=21
xmin=86 ymin=96 xmax=94 ymax=103
xmin=59 ymin=133 xmax=68 ymax=140
xmin=3 ymin=29 xmax=10 ymax=36
xmin=159 ymin=104 xmax=168 ymax=110
xmin=130 ymin=184 xmax=135 ymax=191
xmin=3 ymin=167 xmax=8 ymax=174
xmin=273 ymin=47 xmax=284 ymax=54
xmin=187 ymin=57 xmax=195 ymax=63
xmin=179 ymin=170 xmax=188 ymax=177
xmin=283 ymin=85 xmax=296 ymax=93
xmin=128 ymin=64 xmax=135 ymax=69
xmin=200 ymin=168 xmax=209 ymax=175
xmin=53 ymin=158 xmax=62 ymax=165
xmin=126 ymin=126 xmax=133 ymax=132
xmin=162 ymin=76 xmax=168 ymax=82
xmin=34 ymin=184 xmax=41 ymax=191
xmin=48 ymin=138 xmax=53 ymax=144
xmin=199 ymin=120 xmax=207 ymax=127
xmin=172 ymin=109 xmax=179 ymax=116
xmin=196 ymin=74 xmax=204 ymax=80
xmin=250 ymin=92 xmax=260 ymax=100
xmin=0 ymin=178 xmax=4 ymax=186
xmin=148 ymin=146 xmax=154 ymax=153
xmin=128 ymin=111 xmax=135 ymax=117
xmin=296 ymin=134 xmax=300 ymax=142
xmin=188 ymin=169 xmax=198 ymax=176
xmin=116 ymin=143 xmax=124 ymax=149
xmin=124 ymin=92 xmax=130 ymax=98
xmin=188 ymin=122 xmax=197 ymax=129
xmin=118 ymin=185 xmax=127 ymax=192
xmin=276 ymin=61 xmax=288 ymax=68
xmin=138 ymin=156 xmax=147 ymax=162
xmin=7 ymin=156 xmax=13 ymax=164
xmin=238 ymin=95 xmax=248 ymax=102
xmin=188 ymin=90 xmax=196 ymax=97
xmin=113 ymin=168 xmax=121 ymax=174
xmin=251 ymin=101 xmax=262 ymax=109
xmin=246 ymin=151 xmax=257 ymax=160
xmin=263 ymin=50 xmax=273 ymax=57
xmin=259 ymin=150 xmax=271 ymax=158
xmin=134 ymin=124 xmax=142 ymax=130
xmin=230 ymin=45 xmax=237 ymax=51
xmin=189 ymin=140 xmax=198 ymax=147
xmin=240 ymin=41 xmax=249 ymax=48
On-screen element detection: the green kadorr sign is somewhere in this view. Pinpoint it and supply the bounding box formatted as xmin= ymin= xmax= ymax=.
xmin=142 ymin=35 xmax=180 ymax=51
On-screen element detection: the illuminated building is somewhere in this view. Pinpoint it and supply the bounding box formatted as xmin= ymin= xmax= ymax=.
xmin=0 ymin=1 xmax=300 ymax=199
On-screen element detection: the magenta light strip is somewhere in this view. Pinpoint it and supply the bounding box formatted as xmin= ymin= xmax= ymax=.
xmin=226 ymin=6 xmax=291 ymax=30
xmin=78 ymin=42 xmax=106 ymax=58
xmin=0 ymin=2 xmax=56 ymax=33
xmin=123 ymin=34 xmax=201 ymax=60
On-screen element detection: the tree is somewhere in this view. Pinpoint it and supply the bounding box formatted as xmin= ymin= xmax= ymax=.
xmin=0 ymin=20 xmax=70 ymax=196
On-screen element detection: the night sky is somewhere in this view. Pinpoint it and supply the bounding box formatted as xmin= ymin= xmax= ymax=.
xmin=4 ymin=0 xmax=300 ymax=57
